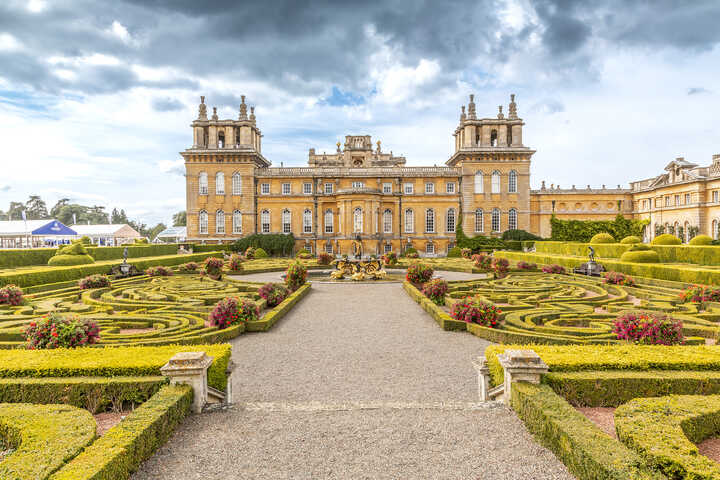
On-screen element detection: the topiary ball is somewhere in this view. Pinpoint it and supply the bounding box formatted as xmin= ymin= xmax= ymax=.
xmin=254 ymin=248 xmax=268 ymax=258
xmin=619 ymin=250 xmax=660 ymax=263
xmin=620 ymin=236 xmax=642 ymax=244
xmin=48 ymin=254 xmax=95 ymax=266
xmin=447 ymin=246 xmax=462 ymax=258
xmin=651 ymin=234 xmax=682 ymax=246
xmin=590 ymin=233 xmax=615 ymax=244
xmin=628 ymin=243 xmax=651 ymax=251
xmin=689 ymin=235 xmax=713 ymax=246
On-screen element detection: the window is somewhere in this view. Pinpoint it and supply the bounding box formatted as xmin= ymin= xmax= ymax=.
xmin=232 ymin=210 xmax=242 ymax=234
xmin=508 ymin=170 xmax=517 ymax=193
xmin=474 ymin=171 xmax=483 ymax=193
xmin=475 ymin=209 xmax=484 ymax=232
xmin=282 ymin=209 xmax=291 ymax=234
xmin=425 ymin=209 xmax=435 ymax=233
xmin=232 ymin=173 xmax=242 ymax=195
xmin=674 ymin=195 xmax=680 ymax=205
xmin=324 ymin=209 xmax=333 ymax=233
xmin=404 ymin=183 xmax=414 ymax=194
xmin=305 ymin=244 xmax=313 ymax=254
xmin=352 ymin=181 xmax=364 ymax=189
xmin=261 ymin=183 xmax=270 ymax=195
xmin=216 ymin=210 xmax=225 ymax=234
xmin=446 ymin=208 xmax=456 ymax=232
xmin=491 ymin=208 xmax=501 ymax=232
xmin=353 ymin=208 xmax=363 ymax=233
xmin=426 ymin=242 xmax=435 ymax=254
xmin=384 ymin=243 xmax=392 ymax=254
xmin=383 ymin=209 xmax=392 ymax=233
xmin=714 ymin=191 xmax=719 ymax=203
xmin=508 ymin=208 xmax=517 ymax=230
xmin=714 ymin=220 xmax=719 ymax=240
xmin=215 ymin=172 xmax=225 ymax=195
xmin=324 ymin=183 xmax=334 ymax=194
xmin=491 ymin=171 xmax=501 ymax=193
xmin=199 ymin=172 xmax=208 ymax=195
xmin=303 ymin=209 xmax=312 ymax=233
xmin=382 ymin=183 xmax=392 ymax=194
xmin=665 ymin=197 xmax=670 ymax=207
xmin=303 ymin=183 xmax=312 ymax=194
xmin=446 ymin=182 xmax=456 ymax=194
xmin=199 ymin=210 xmax=208 ymax=234
xmin=425 ymin=182 xmax=435 ymax=194
xmin=685 ymin=193 xmax=691 ymax=204
xmin=282 ymin=183 xmax=291 ymax=195
xmin=490 ymin=129 xmax=498 ymax=147
xmin=261 ymin=210 xmax=270 ymax=233
xmin=404 ymin=209 xmax=414 ymax=233
xmin=325 ymin=243 xmax=333 ymax=254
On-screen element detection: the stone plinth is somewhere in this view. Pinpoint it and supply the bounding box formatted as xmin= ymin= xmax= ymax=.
xmin=497 ymin=349 xmax=548 ymax=405
xmin=472 ymin=356 xmax=492 ymax=402
xmin=160 ymin=351 xmax=214 ymax=413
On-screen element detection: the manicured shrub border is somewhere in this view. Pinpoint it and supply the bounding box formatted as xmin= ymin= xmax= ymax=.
xmin=0 ymin=245 xmax=182 ymax=269
xmin=533 ymin=241 xmax=720 ymax=266
xmin=402 ymin=281 xmax=467 ymax=331
xmin=245 ymin=283 xmax=311 ymax=332
xmin=50 ymin=384 xmax=193 ymax=480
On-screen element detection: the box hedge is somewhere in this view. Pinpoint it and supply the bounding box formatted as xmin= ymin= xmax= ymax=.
xmin=50 ymin=384 xmax=192 ymax=480
xmin=689 ymin=234 xmax=713 ymax=246
xmin=533 ymin=241 xmax=720 ymax=265
xmin=651 ymin=233 xmax=681 ymax=245
xmin=246 ymin=283 xmax=311 ymax=332
xmin=618 ymin=250 xmax=659 ymax=263
xmin=48 ymin=254 xmax=95 ymax=266
xmin=590 ymin=232 xmax=615 ymax=243
xmin=620 ymin=235 xmax=642 ymax=244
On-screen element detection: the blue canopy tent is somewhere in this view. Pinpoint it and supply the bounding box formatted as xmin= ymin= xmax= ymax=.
xmin=0 ymin=220 xmax=78 ymax=248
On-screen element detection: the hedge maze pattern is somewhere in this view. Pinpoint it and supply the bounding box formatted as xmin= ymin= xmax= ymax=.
xmin=0 ymin=274 xmax=272 ymax=348
xmin=447 ymin=272 xmax=720 ymax=344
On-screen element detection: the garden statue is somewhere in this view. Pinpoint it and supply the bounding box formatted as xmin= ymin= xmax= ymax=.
xmin=588 ymin=246 xmax=595 ymax=263
xmin=123 ymin=247 xmax=128 ymax=263
xmin=573 ymin=245 xmax=605 ymax=277
xmin=352 ymin=234 xmax=363 ymax=260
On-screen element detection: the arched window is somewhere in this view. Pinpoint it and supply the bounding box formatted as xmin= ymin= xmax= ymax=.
xmin=491 ymin=208 xmax=501 ymax=232
xmin=282 ymin=209 xmax=291 ymax=234
xmin=404 ymin=209 xmax=414 ymax=233
xmin=261 ymin=210 xmax=270 ymax=233
xmin=303 ymin=209 xmax=312 ymax=234
xmin=508 ymin=208 xmax=517 ymax=230
xmin=199 ymin=210 xmax=208 ymax=234
xmin=383 ymin=209 xmax=392 ymax=234
xmin=508 ymin=170 xmax=517 ymax=193
xmin=232 ymin=173 xmax=242 ymax=195
xmin=216 ymin=210 xmax=225 ymax=234
xmin=324 ymin=209 xmax=333 ymax=234
xmin=475 ymin=208 xmax=484 ymax=233
xmin=215 ymin=172 xmax=225 ymax=195
xmin=491 ymin=171 xmax=501 ymax=193
xmin=490 ymin=129 xmax=498 ymax=147
xmin=199 ymin=172 xmax=208 ymax=195
xmin=446 ymin=208 xmax=456 ymax=232
xmin=218 ymin=131 xmax=225 ymax=148
xmin=474 ymin=171 xmax=484 ymax=194
xmin=353 ymin=208 xmax=363 ymax=233
xmin=232 ymin=210 xmax=242 ymax=234
xmin=425 ymin=209 xmax=435 ymax=233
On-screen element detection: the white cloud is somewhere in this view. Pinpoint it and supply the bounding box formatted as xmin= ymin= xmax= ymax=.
xmin=107 ymin=21 xmax=136 ymax=46
xmin=0 ymin=33 xmax=23 ymax=52
xmin=27 ymin=0 xmax=46 ymax=13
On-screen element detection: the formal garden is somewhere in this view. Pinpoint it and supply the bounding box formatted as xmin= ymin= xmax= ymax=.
xmin=2 ymin=222 xmax=720 ymax=479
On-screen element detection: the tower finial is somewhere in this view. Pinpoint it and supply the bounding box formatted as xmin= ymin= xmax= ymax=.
xmin=211 ymin=106 xmax=218 ymax=121
xmin=249 ymin=106 xmax=256 ymax=124
xmin=336 ymin=141 xmax=341 ymax=153
xmin=197 ymin=96 xmax=207 ymax=120
xmin=460 ymin=105 xmax=466 ymax=122
xmin=497 ymin=105 xmax=504 ymax=119
xmin=239 ymin=95 xmax=248 ymax=120
xmin=467 ymin=94 xmax=476 ymax=119
xmin=509 ymin=93 xmax=518 ymax=119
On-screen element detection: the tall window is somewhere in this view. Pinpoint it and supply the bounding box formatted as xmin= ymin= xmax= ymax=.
xmin=282 ymin=209 xmax=291 ymax=234
xmin=508 ymin=208 xmax=517 ymax=230
xmin=199 ymin=210 xmax=208 ymax=234
xmin=232 ymin=173 xmax=242 ymax=195
xmin=261 ymin=183 xmax=270 ymax=195
xmin=199 ymin=172 xmax=208 ymax=195
xmin=261 ymin=210 xmax=270 ymax=233
xmin=508 ymin=170 xmax=517 ymax=193
xmin=282 ymin=183 xmax=291 ymax=195
xmin=303 ymin=183 xmax=312 ymax=194
xmin=232 ymin=210 xmax=242 ymax=234
xmin=425 ymin=209 xmax=435 ymax=233
xmin=324 ymin=183 xmax=333 ymax=194
xmin=303 ymin=209 xmax=312 ymax=233
xmin=383 ymin=209 xmax=392 ymax=233
xmin=446 ymin=182 xmax=456 ymax=193
xmin=324 ymin=209 xmax=333 ymax=233
xmin=215 ymin=172 xmax=225 ymax=195
xmin=352 ymin=181 xmax=364 ymax=189
xmin=714 ymin=220 xmax=719 ymax=240
xmin=325 ymin=243 xmax=333 ymax=254
xmin=446 ymin=208 xmax=456 ymax=232
xmin=714 ymin=191 xmax=719 ymax=203
xmin=491 ymin=171 xmax=501 ymax=193
xmin=404 ymin=183 xmax=414 ymax=194
xmin=475 ymin=209 xmax=484 ymax=232
xmin=685 ymin=193 xmax=691 ymax=204
xmin=353 ymin=208 xmax=363 ymax=233
xmin=384 ymin=243 xmax=392 ymax=254
xmin=382 ymin=183 xmax=392 ymax=194
xmin=474 ymin=171 xmax=483 ymax=193
xmin=491 ymin=208 xmax=501 ymax=232
xmin=404 ymin=208 xmax=414 ymax=233
xmin=426 ymin=242 xmax=435 ymax=254
xmin=216 ymin=210 xmax=225 ymax=234
xmin=425 ymin=182 xmax=435 ymax=194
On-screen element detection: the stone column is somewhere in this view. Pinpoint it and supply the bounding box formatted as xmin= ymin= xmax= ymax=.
xmin=472 ymin=357 xmax=492 ymax=402
xmin=160 ymin=351 xmax=214 ymax=414
xmin=497 ymin=349 xmax=548 ymax=405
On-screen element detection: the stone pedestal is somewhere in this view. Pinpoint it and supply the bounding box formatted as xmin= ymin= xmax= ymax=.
xmin=472 ymin=356 xmax=492 ymax=402
xmin=497 ymin=349 xmax=549 ymax=405
xmin=160 ymin=351 xmax=214 ymax=413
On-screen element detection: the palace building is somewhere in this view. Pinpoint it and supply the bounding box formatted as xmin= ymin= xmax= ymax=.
xmin=182 ymin=94 xmax=720 ymax=254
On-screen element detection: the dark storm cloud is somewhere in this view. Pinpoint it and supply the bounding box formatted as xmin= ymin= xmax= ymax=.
xmin=1 ymin=0 xmax=719 ymax=100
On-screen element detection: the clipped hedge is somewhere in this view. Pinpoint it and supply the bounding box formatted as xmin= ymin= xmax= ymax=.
xmin=0 ymin=403 xmax=96 ymax=480
xmin=511 ymin=382 xmax=664 ymax=480
xmin=550 ymin=214 xmax=648 ymax=242
xmin=651 ymin=233 xmax=681 ymax=245
xmin=0 ymin=248 xmax=57 ymax=269
xmin=402 ymin=281 xmax=468 ymax=331
xmin=50 ymin=384 xmax=193 ymax=480
xmin=245 ymin=283 xmax=311 ymax=332
xmin=590 ymin=232 xmax=615 ymax=244
xmin=533 ymin=241 xmax=720 ymax=265
xmin=48 ymin=254 xmax=95 ymax=266
xmin=689 ymin=234 xmax=713 ymax=246
xmin=620 ymin=235 xmax=642 ymax=244
xmin=618 ymin=250 xmax=659 ymax=263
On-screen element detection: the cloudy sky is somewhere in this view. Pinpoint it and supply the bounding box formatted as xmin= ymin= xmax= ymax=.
xmin=1 ymin=0 xmax=719 ymax=225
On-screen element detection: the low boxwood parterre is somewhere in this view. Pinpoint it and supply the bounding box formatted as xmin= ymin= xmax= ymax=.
xmin=0 ymin=402 xmax=97 ymax=480
xmin=49 ymin=384 xmax=193 ymax=480
xmin=0 ymin=245 xmax=182 ymax=269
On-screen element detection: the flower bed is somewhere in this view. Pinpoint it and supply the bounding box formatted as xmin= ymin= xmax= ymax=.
xmin=406 ymin=263 xmax=433 ymax=284
xmin=613 ymin=311 xmax=684 ymax=345
xmin=422 ymin=278 xmax=448 ymax=305
xmin=449 ymin=296 xmax=501 ymax=327
xmin=0 ymin=284 xmax=23 ymax=305
xmin=145 ymin=265 xmax=173 ymax=277
xmin=285 ymin=261 xmax=308 ymax=291
xmin=604 ymin=271 xmax=635 ymax=286
xmin=258 ymin=282 xmax=289 ymax=307
xmin=78 ymin=274 xmax=111 ymax=289
xmin=208 ymin=297 xmax=259 ymax=329
xmin=24 ymin=312 xmax=100 ymax=349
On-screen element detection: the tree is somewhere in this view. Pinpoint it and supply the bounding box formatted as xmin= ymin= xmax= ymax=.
xmin=50 ymin=198 xmax=70 ymax=218
xmin=7 ymin=202 xmax=25 ymax=221
xmin=111 ymin=208 xmax=129 ymax=224
xmin=56 ymin=204 xmax=88 ymax=225
xmin=172 ymin=211 xmax=187 ymax=226
xmin=86 ymin=205 xmax=109 ymax=224
xmin=148 ymin=223 xmax=167 ymax=240
xmin=128 ymin=219 xmax=148 ymax=237
xmin=25 ymin=195 xmax=49 ymax=220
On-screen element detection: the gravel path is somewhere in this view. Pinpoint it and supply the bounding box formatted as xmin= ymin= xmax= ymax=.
xmin=133 ymin=276 xmax=574 ymax=480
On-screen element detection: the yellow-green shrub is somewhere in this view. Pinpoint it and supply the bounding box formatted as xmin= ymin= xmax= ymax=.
xmin=589 ymin=233 xmax=615 ymax=243
xmin=652 ymin=233 xmax=681 ymax=245
xmin=620 ymin=235 xmax=642 ymax=244
xmin=48 ymin=254 xmax=95 ymax=266
xmin=619 ymin=250 xmax=659 ymax=263
xmin=689 ymin=234 xmax=713 ymax=245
